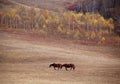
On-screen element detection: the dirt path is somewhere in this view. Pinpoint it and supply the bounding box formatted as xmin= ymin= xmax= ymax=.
xmin=0 ymin=32 xmax=120 ymax=84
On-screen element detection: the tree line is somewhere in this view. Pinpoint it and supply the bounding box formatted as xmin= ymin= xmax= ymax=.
xmin=0 ymin=6 xmax=114 ymax=41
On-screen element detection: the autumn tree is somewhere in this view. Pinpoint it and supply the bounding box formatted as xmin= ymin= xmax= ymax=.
xmin=16 ymin=6 xmax=28 ymax=30
xmin=28 ymin=7 xmax=37 ymax=30
xmin=13 ymin=14 xmax=21 ymax=28
xmin=0 ymin=11 xmax=4 ymax=24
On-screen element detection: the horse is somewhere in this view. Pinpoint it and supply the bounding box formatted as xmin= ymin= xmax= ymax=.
xmin=49 ymin=63 xmax=62 ymax=70
xmin=61 ymin=63 xmax=75 ymax=70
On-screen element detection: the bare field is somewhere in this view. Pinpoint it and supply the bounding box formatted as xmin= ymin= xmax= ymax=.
xmin=0 ymin=31 xmax=120 ymax=84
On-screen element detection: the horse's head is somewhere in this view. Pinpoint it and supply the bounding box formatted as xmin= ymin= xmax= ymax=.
xmin=49 ymin=63 xmax=55 ymax=68
xmin=49 ymin=64 xmax=52 ymax=68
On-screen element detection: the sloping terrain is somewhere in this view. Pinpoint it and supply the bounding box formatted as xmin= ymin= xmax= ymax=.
xmin=0 ymin=0 xmax=16 ymax=11
xmin=1 ymin=0 xmax=119 ymax=35
xmin=10 ymin=0 xmax=75 ymax=12
xmin=0 ymin=30 xmax=120 ymax=84
xmin=0 ymin=0 xmax=120 ymax=84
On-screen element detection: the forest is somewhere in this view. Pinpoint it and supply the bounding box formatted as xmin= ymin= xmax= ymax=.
xmin=0 ymin=0 xmax=120 ymax=45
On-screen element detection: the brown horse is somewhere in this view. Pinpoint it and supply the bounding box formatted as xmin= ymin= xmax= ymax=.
xmin=61 ymin=64 xmax=75 ymax=70
xmin=49 ymin=63 xmax=62 ymax=70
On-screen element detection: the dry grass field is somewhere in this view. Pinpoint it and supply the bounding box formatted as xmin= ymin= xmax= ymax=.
xmin=0 ymin=29 xmax=120 ymax=84
xmin=0 ymin=0 xmax=120 ymax=84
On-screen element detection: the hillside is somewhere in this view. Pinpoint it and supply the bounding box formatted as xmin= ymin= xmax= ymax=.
xmin=0 ymin=27 xmax=120 ymax=84
xmin=10 ymin=0 xmax=75 ymax=12
xmin=3 ymin=0 xmax=119 ymax=36
xmin=66 ymin=0 xmax=120 ymax=35
xmin=0 ymin=0 xmax=120 ymax=46
xmin=0 ymin=0 xmax=16 ymax=11
xmin=0 ymin=1 xmax=120 ymax=84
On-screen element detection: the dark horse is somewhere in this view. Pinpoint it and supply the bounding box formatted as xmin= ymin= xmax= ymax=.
xmin=49 ymin=63 xmax=62 ymax=70
xmin=62 ymin=64 xmax=75 ymax=70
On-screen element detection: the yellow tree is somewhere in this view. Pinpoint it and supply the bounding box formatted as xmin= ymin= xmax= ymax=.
xmin=17 ymin=6 xmax=28 ymax=30
xmin=94 ymin=14 xmax=101 ymax=32
xmin=62 ymin=11 xmax=76 ymax=35
xmin=2 ymin=13 xmax=10 ymax=27
xmin=35 ymin=12 xmax=42 ymax=30
xmin=76 ymin=13 xmax=85 ymax=30
xmin=28 ymin=7 xmax=37 ymax=30
xmin=97 ymin=16 xmax=106 ymax=31
xmin=7 ymin=9 xmax=16 ymax=28
xmin=0 ymin=11 xmax=4 ymax=24
xmin=107 ymin=18 xmax=114 ymax=33
xmin=50 ymin=13 xmax=60 ymax=33
xmin=40 ymin=14 xmax=46 ymax=29
xmin=13 ymin=14 xmax=21 ymax=28
xmin=93 ymin=19 xmax=98 ymax=31
xmin=62 ymin=12 xmax=68 ymax=33
xmin=43 ymin=9 xmax=52 ymax=32
xmin=84 ymin=13 xmax=91 ymax=31
xmin=17 ymin=6 xmax=26 ymax=17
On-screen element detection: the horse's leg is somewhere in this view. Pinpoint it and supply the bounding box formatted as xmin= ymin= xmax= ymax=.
xmin=54 ymin=67 xmax=56 ymax=70
xmin=70 ymin=67 xmax=74 ymax=70
xmin=60 ymin=66 xmax=62 ymax=70
xmin=73 ymin=66 xmax=75 ymax=70
xmin=66 ymin=67 xmax=68 ymax=71
xmin=72 ymin=67 xmax=74 ymax=70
